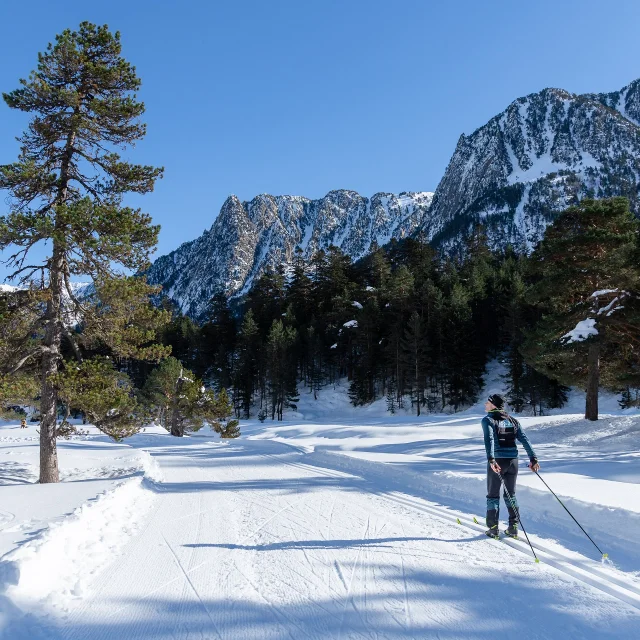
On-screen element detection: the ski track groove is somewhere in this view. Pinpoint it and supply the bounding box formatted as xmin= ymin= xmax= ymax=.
xmin=383 ymin=490 xmax=640 ymax=611
xmin=270 ymin=452 xmax=640 ymax=614
xmin=399 ymin=523 xmax=412 ymax=634
xmin=231 ymin=559 xmax=309 ymax=640
xmin=160 ymin=531 xmax=223 ymax=640
xmin=338 ymin=515 xmax=370 ymax=640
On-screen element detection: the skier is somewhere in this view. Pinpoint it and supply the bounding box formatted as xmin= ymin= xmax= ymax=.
xmin=482 ymin=393 xmax=539 ymax=539
xmin=20 ymin=417 xmax=27 ymax=429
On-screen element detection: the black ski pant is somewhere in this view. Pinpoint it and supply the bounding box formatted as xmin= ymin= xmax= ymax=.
xmin=486 ymin=458 xmax=519 ymax=528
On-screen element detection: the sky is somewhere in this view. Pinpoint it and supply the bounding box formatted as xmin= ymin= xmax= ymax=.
xmin=1 ymin=0 xmax=639 ymax=281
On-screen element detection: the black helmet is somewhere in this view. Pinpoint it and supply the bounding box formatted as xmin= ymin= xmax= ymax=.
xmin=487 ymin=393 xmax=505 ymax=410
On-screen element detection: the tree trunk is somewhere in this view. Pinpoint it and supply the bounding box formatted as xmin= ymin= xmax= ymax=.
xmin=585 ymin=341 xmax=600 ymax=421
xmin=415 ymin=358 xmax=420 ymax=416
xmin=38 ymin=105 xmax=79 ymax=482
xmin=39 ymin=245 xmax=64 ymax=483
xmin=170 ymin=376 xmax=184 ymax=436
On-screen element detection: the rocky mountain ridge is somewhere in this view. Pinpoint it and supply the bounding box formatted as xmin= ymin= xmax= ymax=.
xmin=147 ymin=78 xmax=640 ymax=319
xmin=147 ymin=190 xmax=433 ymax=319
xmin=426 ymin=79 xmax=640 ymax=251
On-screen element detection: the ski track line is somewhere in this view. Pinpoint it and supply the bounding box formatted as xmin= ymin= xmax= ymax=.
xmin=160 ymin=531 xmax=224 ymax=640
xmin=384 ymin=490 xmax=640 ymax=594
xmin=338 ymin=515 xmax=369 ymax=640
xmin=382 ymin=490 xmax=640 ymax=612
xmin=399 ymin=523 xmax=412 ymax=634
xmin=267 ymin=451 xmax=640 ymax=614
xmin=230 ymin=559 xmax=306 ymax=640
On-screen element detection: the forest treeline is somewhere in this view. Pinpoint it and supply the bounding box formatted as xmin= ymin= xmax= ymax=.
xmin=156 ymin=198 xmax=640 ymax=421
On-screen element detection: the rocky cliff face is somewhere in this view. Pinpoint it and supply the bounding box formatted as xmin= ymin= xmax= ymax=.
xmin=148 ymin=78 xmax=640 ymax=319
xmin=425 ymin=79 xmax=640 ymax=252
xmin=147 ymin=190 xmax=433 ymax=320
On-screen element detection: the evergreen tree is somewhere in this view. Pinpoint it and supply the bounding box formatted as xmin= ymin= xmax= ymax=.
xmin=54 ymin=357 xmax=139 ymax=441
xmin=142 ymin=357 xmax=237 ymax=437
xmin=233 ymin=310 xmax=261 ymax=418
xmin=523 ymin=198 xmax=640 ymax=420
xmin=266 ymin=320 xmax=298 ymax=420
xmin=0 ymin=372 xmax=39 ymax=419
xmin=348 ymin=299 xmax=381 ymax=405
xmin=0 ymin=23 xmax=166 ymax=482
xmin=385 ymin=265 xmax=414 ymax=405
xmin=201 ymin=293 xmax=236 ymax=387
xmin=442 ymin=282 xmax=482 ymax=410
xmin=401 ymin=311 xmax=426 ymax=415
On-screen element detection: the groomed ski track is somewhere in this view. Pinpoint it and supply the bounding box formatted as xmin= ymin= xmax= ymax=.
xmin=51 ymin=437 xmax=640 ymax=639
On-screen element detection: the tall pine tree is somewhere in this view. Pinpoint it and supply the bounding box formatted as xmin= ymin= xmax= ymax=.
xmin=0 ymin=23 xmax=165 ymax=482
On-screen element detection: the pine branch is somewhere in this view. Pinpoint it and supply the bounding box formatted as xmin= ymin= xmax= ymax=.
xmin=6 ymin=345 xmax=51 ymax=375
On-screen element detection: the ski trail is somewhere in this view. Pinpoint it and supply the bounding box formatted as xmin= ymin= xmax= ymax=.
xmin=32 ymin=438 xmax=640 ymax=640
xmin=269 ymin=451 xmax=640 ymax=613
xmin=381 ymin=490 xmax=640 ymax=611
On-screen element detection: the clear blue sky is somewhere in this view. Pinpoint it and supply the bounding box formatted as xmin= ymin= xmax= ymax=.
xmin=1 ymin=0 xmax=639 ymax=280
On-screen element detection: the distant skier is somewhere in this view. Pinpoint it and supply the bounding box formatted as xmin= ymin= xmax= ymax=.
xmin=20 ymin=418 xmax=27 ymax=429
xmin=482 ymin=393 xmax=539 ymax=539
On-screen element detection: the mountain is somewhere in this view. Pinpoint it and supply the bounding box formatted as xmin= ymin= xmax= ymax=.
xmin=425 ymin=79 xmax=640 ymax=252
xmin=147 ymin=78 xmax=640 ymax=319
xmin=147 ymin=190 xmax=433 ymax=320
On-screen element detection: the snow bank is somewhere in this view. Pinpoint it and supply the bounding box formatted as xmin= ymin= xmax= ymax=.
xmin=0 ymin=456 xmax=161 ymax=638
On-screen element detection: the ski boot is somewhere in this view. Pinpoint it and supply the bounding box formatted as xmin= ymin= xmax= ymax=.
xmin=485 ymin=524 xmax=500 ymax=539
xmin=504 ymin=524 xmax=518 ymax=539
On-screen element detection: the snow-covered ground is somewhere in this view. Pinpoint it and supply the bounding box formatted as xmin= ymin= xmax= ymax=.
xmin=1 ymin=379 xmax=640 ymax=639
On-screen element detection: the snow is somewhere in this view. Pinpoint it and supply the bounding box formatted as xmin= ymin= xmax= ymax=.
xmin=592 ymin=289 xmax=619 ymax=298
xmin=342 ymin=320 xmax=358 ymax=328
xmin=351 ymin=301 xmax=363 ymax=309
xmin=1 ymin=376 xmax=640 ymax=638
xmin=562 ymin=318 xmax=598 ymax=343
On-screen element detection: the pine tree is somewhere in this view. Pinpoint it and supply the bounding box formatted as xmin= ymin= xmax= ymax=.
xmin=233 ymin=310 xmax=260 ymax=418
xmin=0 ymin=24 xmax=166 ymax=482
xmin=266 ymin=320 xmax=298 ymax=420
xmin=401 ymin=311 xmax=426 ymax=415
xmin=54 ymin=357 xmax=139 ymax=441
xmin=142 ymin=357 xmax=236 ymax=437
xmin=386 ymin=383 xmax=396 ymax=414
xmin=523 ymin=198 xmax=640 ymax=420
xmin=201 ymin=293 xmax=236 ymax=388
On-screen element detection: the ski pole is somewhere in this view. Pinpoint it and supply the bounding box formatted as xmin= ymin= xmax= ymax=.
xmin=533 ymin=470 xmax=607 ymax=559
xmin=499 ymin=473 xmax=540 ymax=564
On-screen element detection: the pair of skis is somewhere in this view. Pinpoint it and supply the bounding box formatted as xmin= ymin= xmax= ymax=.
xmin=457 ymin=470 xmax=608 ymax=564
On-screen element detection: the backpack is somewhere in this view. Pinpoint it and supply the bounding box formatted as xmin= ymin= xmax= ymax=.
xmin=489 ymin=413 xmax=520 ymax=449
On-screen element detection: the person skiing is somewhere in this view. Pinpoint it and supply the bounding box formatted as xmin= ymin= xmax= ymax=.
xmin=482 ymin=393 xmax=539 ymax=539
xmin=20 ymin=417 xmax=27 ymax=429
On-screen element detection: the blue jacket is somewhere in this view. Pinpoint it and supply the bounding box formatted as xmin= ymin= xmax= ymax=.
xmin=481 ymin=411 xmax=537 ymax=462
